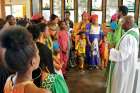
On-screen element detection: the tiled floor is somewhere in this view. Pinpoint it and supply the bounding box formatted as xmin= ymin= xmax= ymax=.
xmin=66 ymin=69 xmax=106 ymax=93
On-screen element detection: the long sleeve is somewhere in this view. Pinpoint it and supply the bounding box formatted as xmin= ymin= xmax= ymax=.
xmin=109 ymin=35 xmax=137 ymax=62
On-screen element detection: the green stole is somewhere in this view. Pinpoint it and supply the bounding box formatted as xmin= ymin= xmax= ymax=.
xmin=106 ymin=28 xmax=139 ymax=93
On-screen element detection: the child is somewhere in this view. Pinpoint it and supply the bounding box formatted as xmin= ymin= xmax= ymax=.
xmin=75 ymin=32 xmax=86 ymax=71
xmin=69 ymin=32 xmax=77 ymax=68
xmin=53 ymin=37 xmax=64 ymax=77
xmin=100 ymin=36 xmax=109 ymax=69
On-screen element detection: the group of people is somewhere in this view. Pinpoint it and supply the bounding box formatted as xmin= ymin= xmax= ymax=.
xmin=0 ymin=5 xmax=139 ymax=93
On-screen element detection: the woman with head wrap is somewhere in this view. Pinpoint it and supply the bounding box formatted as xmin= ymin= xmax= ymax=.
xmin=86 ymin=14 xmax=103 ymax=70
xmin=78 ymin=11 xmax=90 ymax=32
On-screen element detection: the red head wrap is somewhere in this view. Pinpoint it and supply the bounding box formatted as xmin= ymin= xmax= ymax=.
xmin=31 ymin=13 xmax=42 ymax=20
xmin=90 ymin=14 xmax=98 ymax=22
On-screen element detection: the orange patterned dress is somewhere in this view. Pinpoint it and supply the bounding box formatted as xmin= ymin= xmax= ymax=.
xmin=4 ymin=76 xmax=33 ymax=93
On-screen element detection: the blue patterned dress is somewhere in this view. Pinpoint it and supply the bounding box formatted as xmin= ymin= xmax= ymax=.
xmin=86 ymin=24 xmax=103 ymax=67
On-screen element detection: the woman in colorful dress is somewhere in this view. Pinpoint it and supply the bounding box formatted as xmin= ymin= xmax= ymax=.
xmin=86 ymin=14 xmax=103 ymax=70
xmin=58 ymin=21 xmax=69 ymax=76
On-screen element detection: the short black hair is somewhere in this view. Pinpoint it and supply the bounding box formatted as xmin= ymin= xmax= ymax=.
xmin=1 ymin=26 xmax=36 ymax=73
xmin=27 ymin=24 xmax=41 ymax=40
xmin=65 ymin=11 xmax=70 ymax=15
xmin=50 ymin=14 xmax=58 ymax=21
xmin=17 ymin=19 xmax=28 ymax=27
xmin=77 ymin=31 xmax=85 ymax=35
xmin=38 ymin=23 xmax=47 ymax=32
xmin=119 ymin=6 xmax=128 ymax=16
xmin=5 ymin=15 xmax=14 ymax=22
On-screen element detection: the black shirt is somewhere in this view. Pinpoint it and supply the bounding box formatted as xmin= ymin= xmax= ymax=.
xmin=36 ymin=42 xmax=55 ymax=73
xmin=33 ymin=42 xmax=55 ymax=87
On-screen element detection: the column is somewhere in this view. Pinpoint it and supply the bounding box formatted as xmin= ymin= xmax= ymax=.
xmin=0 ymin=0 xmax=5 ymax=18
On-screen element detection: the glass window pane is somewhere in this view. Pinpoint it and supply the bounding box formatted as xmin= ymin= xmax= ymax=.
xmin=32 ymin=0 xmax=40 ymax=15
xmin=123 ymin=0 xmax=135 ymax=11
xmin=5 ymin=6 xmax=11 ymax=16
xmin=12 ymin=5 xmax=24 ymax=17
xmin=42 ymin=0 xmax=50 ymax=9
xmin=106 ymin=0 xmax=118 ymax=23
xmin=92 ymin=0 xmax=102 ymax=10
xmin=69 ymin=10 xmax=74 ymax=22
xmin=53 ymin=0 xmax=61 ymax=18
xmin=42 ymin=10 xmax=50 ymax=20
xmin=91 ymin=11 xmax=102 ymax=24
xmin=78 ymin=0 xmax=88 ymax=21
xmin=127 ymin=12 xmax=134 ymax=17
xmin=65 ymin=0 xmax=74 ymax=9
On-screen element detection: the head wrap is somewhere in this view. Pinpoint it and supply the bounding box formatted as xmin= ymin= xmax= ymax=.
xmin=31 ymin=13 xmax=42 ymax=20
xmin=90 ymin=14 xmax=98 ymax=22
xmin=111 ymin=13 xmax=118 ymax=21
xmin=82 ymin=11 xmax=90 ymax=18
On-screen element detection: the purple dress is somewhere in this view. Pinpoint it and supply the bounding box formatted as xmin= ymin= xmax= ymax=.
xmin=86 ymin=23 xmax=103 ymax=67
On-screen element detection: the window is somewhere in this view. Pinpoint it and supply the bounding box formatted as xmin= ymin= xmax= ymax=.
xmin=12 ymin=5 xmax=24 ymax=17
xmin=78 ymin=0 xmax=88 ymax=22
xmin=42 ymin=0 xmax=50 ymax=20
xmin=65 ymin=0 xmax=74 ymax=9
xmin=53 ymin=0 xmax=62 ymax=18
xmin=92 ymin=0 xmax=102 ymax=10
xmin=123 ymin=0 xmax=135 ymax=12
xmin=32 ymin=0 xmax=40 ymax=15
xmin=5 ymin=6 xmax=11 ymax=16
xmin=5 ymin=5 xmax=24 ymax=17
xmin=65 ymin=0 xmax=74 ymax=22
xmin=91 ymin=0 xmax=103 ymax=24
xmin=42 ymin=0 xmax=50 ymax=9
xmin=106 ymin=0 xmax=118 ymax=23
xmin=123 ymin=0 xmax=135 ymax=17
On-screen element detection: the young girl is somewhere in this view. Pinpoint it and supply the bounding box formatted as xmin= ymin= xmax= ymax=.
xmin=52 ymin=35 xmax=63 ymax=77
xmin=100 ymin=36 xmax=109 ymax=69
xmin=86 ymin=14 xmax=103 ymax=70
xmin=75 ymin=32 xmax=86 ymax=71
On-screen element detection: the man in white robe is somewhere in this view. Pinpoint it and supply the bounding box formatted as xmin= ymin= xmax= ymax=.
xmin=108 ymin=16 xmax=139 ymax=93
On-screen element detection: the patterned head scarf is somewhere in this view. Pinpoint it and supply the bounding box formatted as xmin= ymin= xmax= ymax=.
xmin=82 ymin=11 xmax=90 ymax=19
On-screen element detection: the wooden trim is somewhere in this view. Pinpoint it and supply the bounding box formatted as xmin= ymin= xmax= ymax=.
xmin=39 ymin=0 xmax=42 ymax=15
xmin=88 ymin=0 xmax=92 ymax=14
xmin=50 ymin=0 xmax=53 ymax=15
xmin=0 ymin=0 xmax=5 ymax=18
xmin=74 ymin=0 xmax=78 ymax=22
xmin=118 ymin=0 xmax=123 ymax=7
xmin=30 ymin=0 xmax=33 ymax=16
xmin=134 ymin=0 xmax=140 ymax=24
xmin=62 ymin=0 xmax=65 ymax=19
xmin=102 ymin=0 xmax=106 ymax=23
